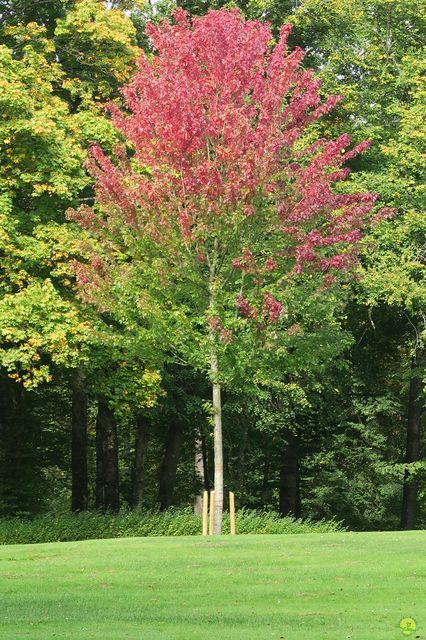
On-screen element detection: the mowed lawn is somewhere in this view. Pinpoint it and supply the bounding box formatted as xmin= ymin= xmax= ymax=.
xmin=0 ymin=531 xmax=425 ymax=640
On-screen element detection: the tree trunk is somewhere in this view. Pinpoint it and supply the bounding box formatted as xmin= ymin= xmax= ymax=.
xmin=261 ymin=438 xmax=271 ymax=507
xmin=71 ymin=367 xmax=88 ymax=512
xmin=236 ymin=411 xmax=249 ymax=494
xmin=158 ymin=422 xmax=182 ymax=510
xmin=95 ymin=403 xmax=104 ymax=511
xmin=202 ymin=431 xmax=210 ymax=492
xmin=279 ymin=429 xmax=301 ymax=518
xmin=207 ymin=240 xmax=224 ymax=534
xmin=95 ymin=397 xmax=120 ymax=513
xmin=401 ymin=349 xmax=425 ymax=530
xmin=194 ymin=428 xmax=205 ymax=514
xmin=133 ymin=416 xmax=149 ymax=510
xmin=0 ymin=377 xmax=44 ymax=516
xmin=211 ymin=349 xmax=224 ymax=534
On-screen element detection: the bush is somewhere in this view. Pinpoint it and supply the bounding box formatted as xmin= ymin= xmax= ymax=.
xmin=232 ymin=508 xmax=344 ymax=535
xmin=0 ymin=507 xmax=344 ymax=545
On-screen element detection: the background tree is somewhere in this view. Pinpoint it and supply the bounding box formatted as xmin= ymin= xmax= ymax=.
xmin=0 ymin=4 xmax=160 ymax=514
xmin=237 ymin=0 xmax=426 ymax=529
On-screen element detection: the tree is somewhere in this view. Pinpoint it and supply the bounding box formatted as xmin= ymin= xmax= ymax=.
xmin=54 ymin=0 xmax=139 ymax=106
xmin=270 ymin=0 xmax=425 ymax=529
xmin=355 ymin=48 xmax=426 ymax=530
xmin=0 ymin=0 xmax=71 ymax=34
xmin=0 ymin=0 xmax=418 ymax=526
xmin=70 ymin=8 xmax=389 ymax=532
xmin=360 ymin=209 xmax=425 ymax=529
xmin=0 ymin=15 xmax=161 ymax=515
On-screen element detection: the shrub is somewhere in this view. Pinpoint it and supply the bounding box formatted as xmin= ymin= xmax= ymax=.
xmin=0 ymin=507 xmax=344 ymax=545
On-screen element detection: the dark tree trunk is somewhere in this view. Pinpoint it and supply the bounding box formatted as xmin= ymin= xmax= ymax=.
xmin=95 ymin=404 xmax=104 ymax=511
xmin=236 ymin=413 xmax=249 ymax=494
xmin=261 ymin=438 xmax=271 ymax=507
xmin=158 ymin=422 xmax=182 ymax=510
xmin=71 ymin=367 xmax=88 ymax=512
xmin=279 ymin=430 xmax=301 ymax=518
xmin=0 ymin=377 xmax=44 ymax=516
xmin=133 ymin=416 xmax=149 ymax=510
xmin=95 ymin=397 xmax=120 ymax=513
xmin=0 ymin=377 xmax=15 ymax=514
xmin=401 ymin=349 xmax=425 ymax=530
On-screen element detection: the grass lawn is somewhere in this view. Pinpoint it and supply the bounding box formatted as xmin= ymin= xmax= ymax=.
xmin=0 ymin=531 xmax=424 ymax=639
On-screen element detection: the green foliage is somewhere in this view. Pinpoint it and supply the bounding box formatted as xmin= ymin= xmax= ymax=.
xmin=302 ymin=423 xmax=403 ymax=531
xmin=0 ymin=27 xmax=87 ymax=211
xmin=0 ymin=7 xmax=159 ymax=400
xmin=0 ymin=279 xmax=90 ymax=386
xmin=55 ymin=0 xmax=139 ymax=103
xmin=233 ymin=508 xmax=344 ymax=534
xmin=360 ymin=211 xmax=426 ymax=314
xmin=0 ymin=507 xmax=343 ymax=544
xmin=380 ymin=54 xmax=426 ymax=211
xmin=0 ymin=0 xmax=71 ymax=34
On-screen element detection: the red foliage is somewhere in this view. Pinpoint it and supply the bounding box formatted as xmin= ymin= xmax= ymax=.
xmin=69 ymin=8 xmax=391 ymax=309
xmin=262 ymin=293 xmax=284 ymax=323
xmin=236 ymin=294 xmax=256 ymax=318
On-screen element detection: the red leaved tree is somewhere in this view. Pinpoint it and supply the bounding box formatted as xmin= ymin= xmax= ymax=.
xmin=69 ymin=8 xmax=391 ymax=533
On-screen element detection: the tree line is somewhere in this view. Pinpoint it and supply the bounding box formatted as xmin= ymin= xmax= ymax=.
xmin=0 ymin=0 xmax=424 ymax=531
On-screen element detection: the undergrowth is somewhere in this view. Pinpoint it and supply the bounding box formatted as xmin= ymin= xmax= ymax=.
xmin=0 ymin=507 xmax=344 ymax=545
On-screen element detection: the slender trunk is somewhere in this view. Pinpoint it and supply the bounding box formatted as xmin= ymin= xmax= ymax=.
xmin=401 ymin=349 xmax=425 ymax=530
xmin=122 ymin=427 xmax=134 ymax=507
xmin=95 ymin=404 xmax=104 ymax=510
xmin=103 ymin=401 xmax=120 ymax=513
xmin=236 ymin=410 xmax=249 ymax=494
xmin=194 ymin=428 xmax=205 ymax=514
xmin=71 ymin=367 xmax=88 ymax=512
xmin=158 ymin=422 xmax=182 ymax=510
xmin=385 ymin=3 xmax=393 ymax=55
xmin=95 ymin=397 xmax=120 ymax=513
xmin=133 ymin=416 xmax=149 ymax=510
xmin=279 ymin=429 xmax=301 ymax=518
xmin=202 ymin=431 xmax=210 ymax=491
xmin=211 ymin=349 xmax=224 ymax=534
xmin=208 ymin=241 xmax=224 ymax=534
xmin=261 ymin=438 xmax=271 ymax=507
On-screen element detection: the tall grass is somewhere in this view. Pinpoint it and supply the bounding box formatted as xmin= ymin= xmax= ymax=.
xmin=0 ymin=507 xmax=344 ymax=545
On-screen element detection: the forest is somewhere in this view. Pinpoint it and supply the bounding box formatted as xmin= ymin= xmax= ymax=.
xmin=0 ymin=0 xmax=424 ymax=534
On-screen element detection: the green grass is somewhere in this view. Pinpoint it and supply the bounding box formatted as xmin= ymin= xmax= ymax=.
xmin=0 ymin=531 xmax=425 ymax=639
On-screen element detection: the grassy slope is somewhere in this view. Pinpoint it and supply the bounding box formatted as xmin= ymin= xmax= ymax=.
xmin=0 ymin=531 xmax=425 ymax=640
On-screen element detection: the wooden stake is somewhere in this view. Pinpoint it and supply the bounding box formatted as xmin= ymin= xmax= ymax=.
xmin=229 ymin=491 xmax=236 ymax=535
xmin=202 ymin=490 xmax=208 ymax=536
xmin=209 ymin=490 xmax=215 ymax=535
